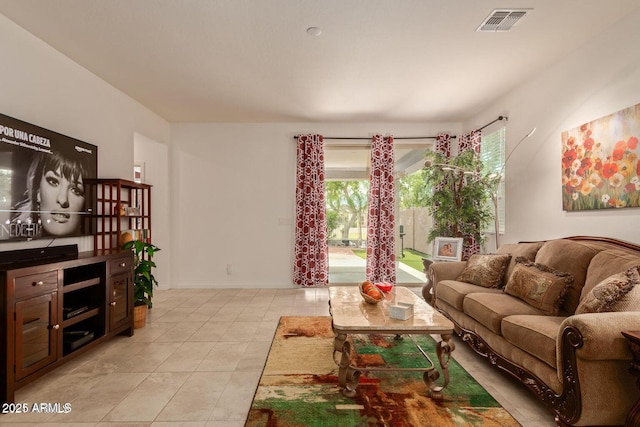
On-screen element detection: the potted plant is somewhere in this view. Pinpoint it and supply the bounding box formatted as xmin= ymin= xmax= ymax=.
xmin=122 ymin=239 xmax=160 ymax=328
xmin=422 ymin=150 xmax=494 ymax=258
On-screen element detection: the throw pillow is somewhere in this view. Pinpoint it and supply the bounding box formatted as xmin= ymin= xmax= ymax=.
xmin=575 ymin=265 xmax=640 ymax=314
xmin=504 ymin=258 xmax=574 ymax=315
xmin=457 ymin=254 xmax=512 ymax=288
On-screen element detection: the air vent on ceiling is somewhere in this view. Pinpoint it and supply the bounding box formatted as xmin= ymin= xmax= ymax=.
xmin=477 ymin=9 xmax=531 ymax=32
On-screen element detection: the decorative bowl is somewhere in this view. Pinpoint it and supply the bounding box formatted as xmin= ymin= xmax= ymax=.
xmin=359 ymin=282 xmax=383 ymax=304
xmin=375 ymin=282 xmax=394 ymax=293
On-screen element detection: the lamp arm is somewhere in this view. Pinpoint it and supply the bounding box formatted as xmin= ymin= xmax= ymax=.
xmin=504 ymin=127 xmax=537 ymax=169
xmin=490 ymin=126 xmax=536 ymax=250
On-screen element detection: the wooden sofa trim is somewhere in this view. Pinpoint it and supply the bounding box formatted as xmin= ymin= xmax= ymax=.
xmin=442 ymin=310 xmax=583 ymax=426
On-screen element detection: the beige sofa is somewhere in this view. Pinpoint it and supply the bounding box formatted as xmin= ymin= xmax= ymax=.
xmin=426 ymin=236 xmax=640 ymax=426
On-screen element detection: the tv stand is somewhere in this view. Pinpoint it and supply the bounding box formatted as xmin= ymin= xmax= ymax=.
xmin=0 ymin=244 xmax=79 ymax=266
xmin=0 ymin=249 xmax=134 ymax=403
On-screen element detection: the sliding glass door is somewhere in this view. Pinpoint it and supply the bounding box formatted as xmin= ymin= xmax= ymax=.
xmin=324 ymin=141 xmax=431 ymax=285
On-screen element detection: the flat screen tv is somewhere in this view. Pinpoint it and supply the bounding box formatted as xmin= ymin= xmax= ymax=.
xmin=0 ymin=113 xmax=97 ymax=242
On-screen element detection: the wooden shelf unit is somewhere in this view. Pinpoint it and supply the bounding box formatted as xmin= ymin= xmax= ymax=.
xmin=87 ymin=179 xmax=152 ymax=252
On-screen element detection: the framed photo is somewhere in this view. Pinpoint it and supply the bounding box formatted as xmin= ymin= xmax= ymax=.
xmin=134 ymin=162 xmax=145 ymax=183
xmin=433 ymin=237 xmax=463 ymax=262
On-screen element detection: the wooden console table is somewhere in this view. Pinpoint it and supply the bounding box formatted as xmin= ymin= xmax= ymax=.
xmin=622 ymin=330 xmax=640 ymax=427
xmin=1 ymin=249 xmax=134 ymax=403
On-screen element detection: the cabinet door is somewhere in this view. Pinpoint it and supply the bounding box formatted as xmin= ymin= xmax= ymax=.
xmin=15 ymin=292 xmax=58 ymax=380
xmin=109 ymin=273 xmax=131 ymax=330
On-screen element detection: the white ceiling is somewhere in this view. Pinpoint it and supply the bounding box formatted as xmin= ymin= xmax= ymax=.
xmin=1 ymin=0 xmax=638 ymax=124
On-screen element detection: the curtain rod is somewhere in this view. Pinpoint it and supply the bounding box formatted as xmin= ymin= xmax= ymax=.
xmin=478 ymin=115 xmax=508 ymax=131
xmin=292 ymin=135 xmax=457 ymax=140
xmin=293 ymin=116 xmax=506 ymax=141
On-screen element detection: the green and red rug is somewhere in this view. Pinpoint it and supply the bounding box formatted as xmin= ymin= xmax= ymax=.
xmin=245 ymin=316 xmax=520 ymax=426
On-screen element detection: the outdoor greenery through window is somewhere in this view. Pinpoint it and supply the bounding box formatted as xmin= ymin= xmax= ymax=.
xmin=480 ymin=127 xmax=506 ymax=234
xmin=325 ymin=181 xmax=369 ymax=247
xmin=398 ymin=169 xmax=429 ymax=209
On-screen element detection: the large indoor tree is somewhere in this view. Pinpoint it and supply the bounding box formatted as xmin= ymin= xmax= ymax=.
xmin=422 ymin=150 xmax=496 ymax=254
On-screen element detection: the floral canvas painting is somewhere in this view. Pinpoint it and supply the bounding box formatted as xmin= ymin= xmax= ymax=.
xmin=561 ymin=103 xmax=640 ymax=211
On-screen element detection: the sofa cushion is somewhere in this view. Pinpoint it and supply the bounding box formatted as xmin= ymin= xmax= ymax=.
xmin=456 ymin=254 xmax=512 ymax=288
xmin=583 ymin=249 xmax=640 ymax=296
xmin=534 ymin=239 xmax=599 ymax=314
xmin=463 ymin=292 xmax=543 ymax=335
xmin=497 ymin=241 xmax=544 ymax=287
xmin=436 ymin=280 xmax=503 ymax=311
xmin=504 ymin=259 xmax=573 ymax=315
xmin=576 ymin=265 xmax=640 ymax=314
xmin=502 ymin=315 xmax=565 ymax=368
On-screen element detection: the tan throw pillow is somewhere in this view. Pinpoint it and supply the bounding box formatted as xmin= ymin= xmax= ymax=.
xmin=457 ymin=254 xmax=512 ymax=288
xmin=504 ymin=258 xmax=574 ymax=315
xmin=575 ymin=265 xmax=640 ymax=314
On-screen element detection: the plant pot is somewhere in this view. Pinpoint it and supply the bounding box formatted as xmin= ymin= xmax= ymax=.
xmin=133 ymin=304 xmax=148 ymax=329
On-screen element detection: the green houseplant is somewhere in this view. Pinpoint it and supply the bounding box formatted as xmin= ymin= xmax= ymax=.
xmin=422 ymin=150 xmax=495 ymax=256
xmin=122 ymin=239 xmax=160 ymax=327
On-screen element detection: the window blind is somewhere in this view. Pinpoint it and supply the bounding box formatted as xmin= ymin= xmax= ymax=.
xmin=480 ymin=127 xmax=506 ymax=234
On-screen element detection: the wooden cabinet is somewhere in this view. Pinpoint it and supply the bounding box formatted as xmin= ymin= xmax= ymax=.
xmin=622 ymin=331 xmax=640 ymax=427
xmin=87 ymin=179 xmax=152 ymax=252
xmin=1 ymin=248 xmax=133 ymax=403
xmin=15 ymin=291 xmax=58 ymax=381
xmin=107 ymin=256 xmax=133 ymax=331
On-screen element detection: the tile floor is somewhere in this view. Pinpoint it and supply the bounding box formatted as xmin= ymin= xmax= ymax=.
xmin=2 ymin=287 xmax=557 ymax=426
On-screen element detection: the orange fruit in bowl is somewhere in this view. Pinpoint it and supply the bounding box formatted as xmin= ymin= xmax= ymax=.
xmin=361 ymin=281 xmax=374 ymax=292
xmin=366 ymin=287 xmax=382 ymax=300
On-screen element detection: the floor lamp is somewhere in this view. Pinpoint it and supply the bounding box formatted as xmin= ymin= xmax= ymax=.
xmin=490 ymin=127 xmax=537 ymax=249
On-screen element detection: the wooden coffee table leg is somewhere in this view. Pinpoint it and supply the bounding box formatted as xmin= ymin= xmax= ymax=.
xmin=424 ymin=333 xmax=455 ymax=393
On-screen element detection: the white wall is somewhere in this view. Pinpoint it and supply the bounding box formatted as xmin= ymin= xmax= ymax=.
xmin=0 ymin=14 xmax=170 ymax=252
xmin=6 ymin=5 xmax=639 ymax=288
xmin=170 ymin=122 xmax=459 ymax=288
xmin=466 ymin=9 xmax=640 ymax=251
xmin=134 ymin=133 xmax=170 ymax=287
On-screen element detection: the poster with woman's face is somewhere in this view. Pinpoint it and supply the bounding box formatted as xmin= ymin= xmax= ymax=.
xmin=0 ymin=113 xmax=97 ymax=241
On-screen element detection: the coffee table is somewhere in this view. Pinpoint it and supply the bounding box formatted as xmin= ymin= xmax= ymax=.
xmin=328 ymin=285 xmax=455 ymax=397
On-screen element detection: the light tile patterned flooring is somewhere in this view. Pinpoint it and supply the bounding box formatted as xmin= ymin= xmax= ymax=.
xmin=3 ymin=287 xmax=556 ymax=426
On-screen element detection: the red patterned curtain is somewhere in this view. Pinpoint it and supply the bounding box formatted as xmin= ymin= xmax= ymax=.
xmin=458 ymin=129 xmax=482 ymax=153
xmin=434 ymin=133 xmax=452 ymax=201
xmin=293 ymin=134 xmax=329 ymax=287
xmin=432 ymin=133 xmax=452 ymax=237
xmin=435 ymin=133 xmax=452 ymax=157
xmin=366 ymin=135 xmax=396 ymax=284
xmin=458 ymin=130 xmax=482 ymax=259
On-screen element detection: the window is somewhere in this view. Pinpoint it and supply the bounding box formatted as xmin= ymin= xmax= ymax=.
xmin=480 ymin=127 xmax=505 ymax=234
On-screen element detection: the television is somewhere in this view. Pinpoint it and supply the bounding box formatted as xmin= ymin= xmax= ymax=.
xmin=0 ymin=113 xmax=97 ymax=242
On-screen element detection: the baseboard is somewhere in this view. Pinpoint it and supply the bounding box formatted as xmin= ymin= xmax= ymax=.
xmin=171 ymin=282 xmax=299 ymax=289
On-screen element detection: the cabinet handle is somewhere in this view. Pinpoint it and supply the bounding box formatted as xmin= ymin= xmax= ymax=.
xmin=119 ymin=262 xmax=126 ymax=268
xmin=110 ymin=301 xmax=117 ymax=306
xmin=33 ymin=281 xmax=44 ymax=287
xmin=51 ymin=324 xmax=60 ymax=330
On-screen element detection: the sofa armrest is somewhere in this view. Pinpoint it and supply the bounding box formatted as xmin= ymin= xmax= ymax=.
xmin=429 ymin=261 xmax=467 ymax=284
xmin=560 ymin=312 xmax=637 ymax=361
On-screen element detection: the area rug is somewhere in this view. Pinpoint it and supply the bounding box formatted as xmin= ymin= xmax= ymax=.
xmin=245 ymin=316 xmax=520 ymax=427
